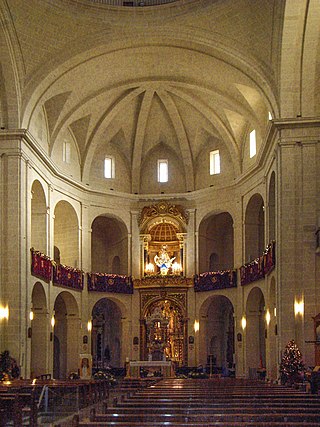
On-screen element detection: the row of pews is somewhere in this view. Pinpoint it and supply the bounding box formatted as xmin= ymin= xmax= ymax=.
xmin=74 ymin=377 xmax=320 ymax=426
xmin=0 ymin=378 xmax=110 ymax=426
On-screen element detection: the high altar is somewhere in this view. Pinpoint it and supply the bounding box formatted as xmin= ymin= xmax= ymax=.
xmin=126 ymin=361 xmax=174 ymax=378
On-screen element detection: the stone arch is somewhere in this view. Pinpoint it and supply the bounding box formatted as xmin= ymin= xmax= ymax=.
xmin=244 ymin=193 xmax=265 ymax=262
xmin=245 ymin=287 xmax=266 ymax=378
xmin=199 ymin=295 xmax=235 ymax=373
xmin=30 ymin=282 xmax=48 ymax=378
xmin=198 ymin=212 xmax=234 ymax=273
xmin=31 ymin=180 xmax=47 ymax=254
xmin=53 ymin=291 xmax=79 ymax=379
xmin=139 ymin=141 xmax=187 ymax=194
xmin=91 ymin=298 xmax=123 ymax=368
xmin=91 ymin=215 xmax=128 ymax=274
xmin=268 ymin=172 xmax=276 ymax=242
xmin=54 ymin=201 xmax=79 ymax=267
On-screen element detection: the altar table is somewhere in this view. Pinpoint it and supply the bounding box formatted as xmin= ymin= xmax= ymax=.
xmin=126 ymin=361 xmax=174 ymax=378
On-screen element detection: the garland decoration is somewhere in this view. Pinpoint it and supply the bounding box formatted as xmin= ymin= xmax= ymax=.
xmin=88 ymin=273 xmax=133 ymax=294
xmin=53 ymin=263 xmax=84 ymax=291
xmin=240 ymin=241 xmax=275 ymax=286
xmin=194 ymin=269 xmax=237 ymax=292
xmin=31 ymin=248 xmax=53 ymax=282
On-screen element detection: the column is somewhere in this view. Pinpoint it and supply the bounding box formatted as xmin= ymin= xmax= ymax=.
xmin=1 ymin=150 xmax=28 ymax=376
xmin=130 ymin=210 xmax=140 ymax=278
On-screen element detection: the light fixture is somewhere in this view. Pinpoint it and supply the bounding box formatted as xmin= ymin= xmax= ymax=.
xmin=241 ymin=316 xmax=247 ymax=330
xmin=51 ymin=315 xmax=55 ymax=328
xmin=265 ymin=309 xmax=271 ymax=326
xmin=294 ymin=298 xmax=304 ymax=317
xmin=172 ymin=262 xmax=182 ymax=275
xmin=145 ymin=263 xmax=155 ymax=275
xmin=274 ymin=307 xmax=277 ymax=317
xmin=29 ymin=309 xmax=34 ymax=321
xmin=0 ymin=305 xmax=9 ymax=320
xmin=87 ymin=320 xmax=92 ymax=332
xmin=194 ymin=320 xmax=199 ymax=333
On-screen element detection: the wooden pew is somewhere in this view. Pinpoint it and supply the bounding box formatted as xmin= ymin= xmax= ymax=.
xmin=74 ymin=377 xmax=320 ymax=426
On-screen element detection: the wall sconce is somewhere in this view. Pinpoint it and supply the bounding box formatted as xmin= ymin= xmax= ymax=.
xmin=274 ymin=307 xmax=277 ymax=317
xmin=241 ymin=316 xmax=247 ymax=330
xmin=194 ymin=320 xmax=199 ymax=333
xmin=51 ymin=315 xmax=55 ymax=328
xmin=87 ymin=320 xmax=92 ymax=332
xmin=294 ymin=298 xmax=304 ymax=317
xmin=0 ymin=305 xmax=9 ymax=320
xmin=145 ymin=263 xmax=155 ymax=275
xmin=29 ymin=309 xmax=34 ymax=321
xmin=265 ymin=309 xmax=271 ymax=326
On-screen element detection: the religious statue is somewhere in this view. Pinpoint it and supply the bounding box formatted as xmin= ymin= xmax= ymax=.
xmin=154 ymin=246 xmax=175 ymax=275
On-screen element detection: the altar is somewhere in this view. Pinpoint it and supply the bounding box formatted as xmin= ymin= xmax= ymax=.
xmin=126 ymin=361 xmax=174 ymax=378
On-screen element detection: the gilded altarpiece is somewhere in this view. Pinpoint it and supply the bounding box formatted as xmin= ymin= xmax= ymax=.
xmin=137 ymin=202 xmax=191 ymax=366
xmin=138 ymin=284 xmax=190 ymax=367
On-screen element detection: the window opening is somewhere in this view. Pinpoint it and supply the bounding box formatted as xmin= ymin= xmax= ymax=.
xmin=62 ymin=141 xmax=71 ymax=163
xmin=210 ymin=150 xmax=220 ymax=175
xmin=158 ymin=159 xmax=168 ymax=183
xmin=104 ymin=156 xmax=114 ymax=179
xmin=250 ymin=130 xmax=256 ymax=158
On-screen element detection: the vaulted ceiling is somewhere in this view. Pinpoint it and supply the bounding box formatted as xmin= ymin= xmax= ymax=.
xmin=1 ymin=0 xmax=287 ymax=193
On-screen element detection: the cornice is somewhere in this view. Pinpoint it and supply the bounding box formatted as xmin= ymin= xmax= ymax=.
xmin=273 ymin=117 xmax=320 ymax=129
xmin=1 ymin=120 xmax=318 ymax=205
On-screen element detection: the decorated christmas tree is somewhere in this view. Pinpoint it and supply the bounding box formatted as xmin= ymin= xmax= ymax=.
xmin=279 ymin=339 xmax=305 ymax=385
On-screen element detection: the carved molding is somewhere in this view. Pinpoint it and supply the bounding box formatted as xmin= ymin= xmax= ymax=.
xmin=134 ymin=276 xmax=193 ymax=288
xmin=139 ymin=202 xmax=189 ymax=229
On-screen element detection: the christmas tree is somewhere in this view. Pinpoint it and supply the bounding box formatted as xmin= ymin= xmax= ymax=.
xmin=279 ymin=339 xmax=305 ymax=385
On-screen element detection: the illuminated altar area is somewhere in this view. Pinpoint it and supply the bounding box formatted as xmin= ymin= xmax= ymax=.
xmin=139 ymin=202 xmax=187 ymax=278
xmin=137 ymin=202 xmax=190 ymax=366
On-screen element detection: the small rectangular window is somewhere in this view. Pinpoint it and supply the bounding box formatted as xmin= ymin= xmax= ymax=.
xmin=250 ymin=130 xmax=256 ymax=158
xmin=210 ymin=150 xmax=220 ymax=175
xmin=158 ymin=159 xmax=168 ymax=183
xmin=62 ymin=141 xmax=71 ymax=163
xmin=104 ymin=156 xmax=114 ymax=179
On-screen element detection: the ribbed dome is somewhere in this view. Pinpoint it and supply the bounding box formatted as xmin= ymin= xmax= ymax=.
xmin=150 ymin=223 xmax=177 ymax=242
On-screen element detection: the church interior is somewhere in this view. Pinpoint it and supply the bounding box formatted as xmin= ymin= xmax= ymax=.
xmin=0 ymin=0 xmax=320 ymax=404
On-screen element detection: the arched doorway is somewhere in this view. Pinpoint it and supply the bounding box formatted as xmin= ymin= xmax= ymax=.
xmin=313 ymin=313 xmax=320 ymax=365
xmin=91 ymin=298 xmax=122 ymax=369
xmin=91 ymin=216 xmax=128 ymax=274
xmin=30 ymin=282 xmax=48 ymax=378
xmin=31 ymin=180 xmax=47 ymax=253
xmin=245 ymin=194 xmax=265 ymax=262
xmin=198 ymin=212 xmax=234 ymax=273
xmin=245 ymin=287 xmax=266 ymax=378
xmin=53 ymin=292 xmax=79 ymax=379
xmin=54 ymin=201 xmax=79 ymax=267
xmin=199 ymin=295 xmax=234 ymax=375
xmin=142 ymin=298 xmax=187 ymax=367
